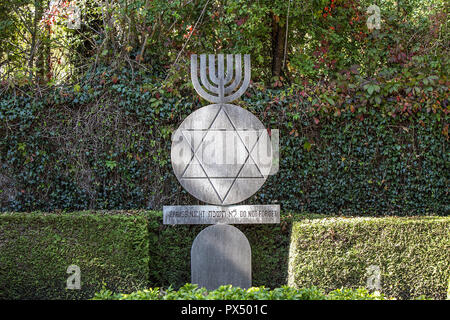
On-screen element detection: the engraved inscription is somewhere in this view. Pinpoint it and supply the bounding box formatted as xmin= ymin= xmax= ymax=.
xmin=163 ymin=205 xmax=280 ymax=225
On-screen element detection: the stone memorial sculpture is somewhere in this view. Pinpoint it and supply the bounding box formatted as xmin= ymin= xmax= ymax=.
xmin=164 ymin=54 xmax=279 ymax=290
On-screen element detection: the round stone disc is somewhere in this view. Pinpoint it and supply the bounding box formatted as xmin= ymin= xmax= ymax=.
xmin=171 ymin=103 xmax=272 ymax=205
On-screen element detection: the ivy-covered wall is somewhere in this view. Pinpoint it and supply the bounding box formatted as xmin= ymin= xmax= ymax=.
xmin=0 ymin=70 xmax=448 ymax=214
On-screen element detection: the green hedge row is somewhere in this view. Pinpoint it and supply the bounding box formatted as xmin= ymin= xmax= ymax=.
xmin=0 ymin=211 xmax=149 ymax=299
xmin=288 ymin=216 xmax=450 ymax=300
xmin=0 ymin=210 xmax=288 ymax=299
xmin=92 ymin=283 xmax=396 ymax=300
xmin=1 ymin=211 xmax=448 ymax=299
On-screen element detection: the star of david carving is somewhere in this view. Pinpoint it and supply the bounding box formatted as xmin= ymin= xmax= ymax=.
xmin=179 ymin=106 xmax=267 ymax=204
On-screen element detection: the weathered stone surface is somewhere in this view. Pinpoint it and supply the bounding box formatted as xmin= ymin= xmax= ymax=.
xmin=191 ymin=224 xmax=251 ymax=290
xmin=171 ymin=103 xmax=273 ymax=205
xmin=163 ymin=205 xmax=280 ymax=225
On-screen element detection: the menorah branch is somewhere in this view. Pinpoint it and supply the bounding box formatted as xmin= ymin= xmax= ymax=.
xmin=191 ymin=54 xmax=250 ymax=103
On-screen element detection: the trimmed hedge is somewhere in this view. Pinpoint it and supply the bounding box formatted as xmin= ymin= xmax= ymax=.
xmin=0 ymin=210 xmax=289 ymax=299
xmin=0 ymin=211 xmax=448 ymax=299
xmin=0 ymin=211 xmax=149 ymax=299
xmin=92 ymin=283 xmax=394 ymax=300
xmin=288 ymin=216 xmax=450 ymax=300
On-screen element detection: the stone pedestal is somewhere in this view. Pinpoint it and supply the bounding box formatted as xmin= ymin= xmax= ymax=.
xmin=191 ymin=224 xmax=251 ymax=290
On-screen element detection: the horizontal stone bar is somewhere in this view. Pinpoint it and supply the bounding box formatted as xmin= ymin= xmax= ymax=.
xmin=163 ymin=205 xmax=280 ymax=225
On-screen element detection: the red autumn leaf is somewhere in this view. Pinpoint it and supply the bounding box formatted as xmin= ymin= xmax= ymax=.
xmin=442 ymin=124 xmax=449 ymax=137
xmin=236 ymin=17 xmax=246 ymax=26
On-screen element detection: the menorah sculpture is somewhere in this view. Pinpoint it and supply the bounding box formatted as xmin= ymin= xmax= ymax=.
xmin=191 ymin=54 xmax=250 ymax=103
xmin=164 ymin=54 xmax=280 ymax=290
